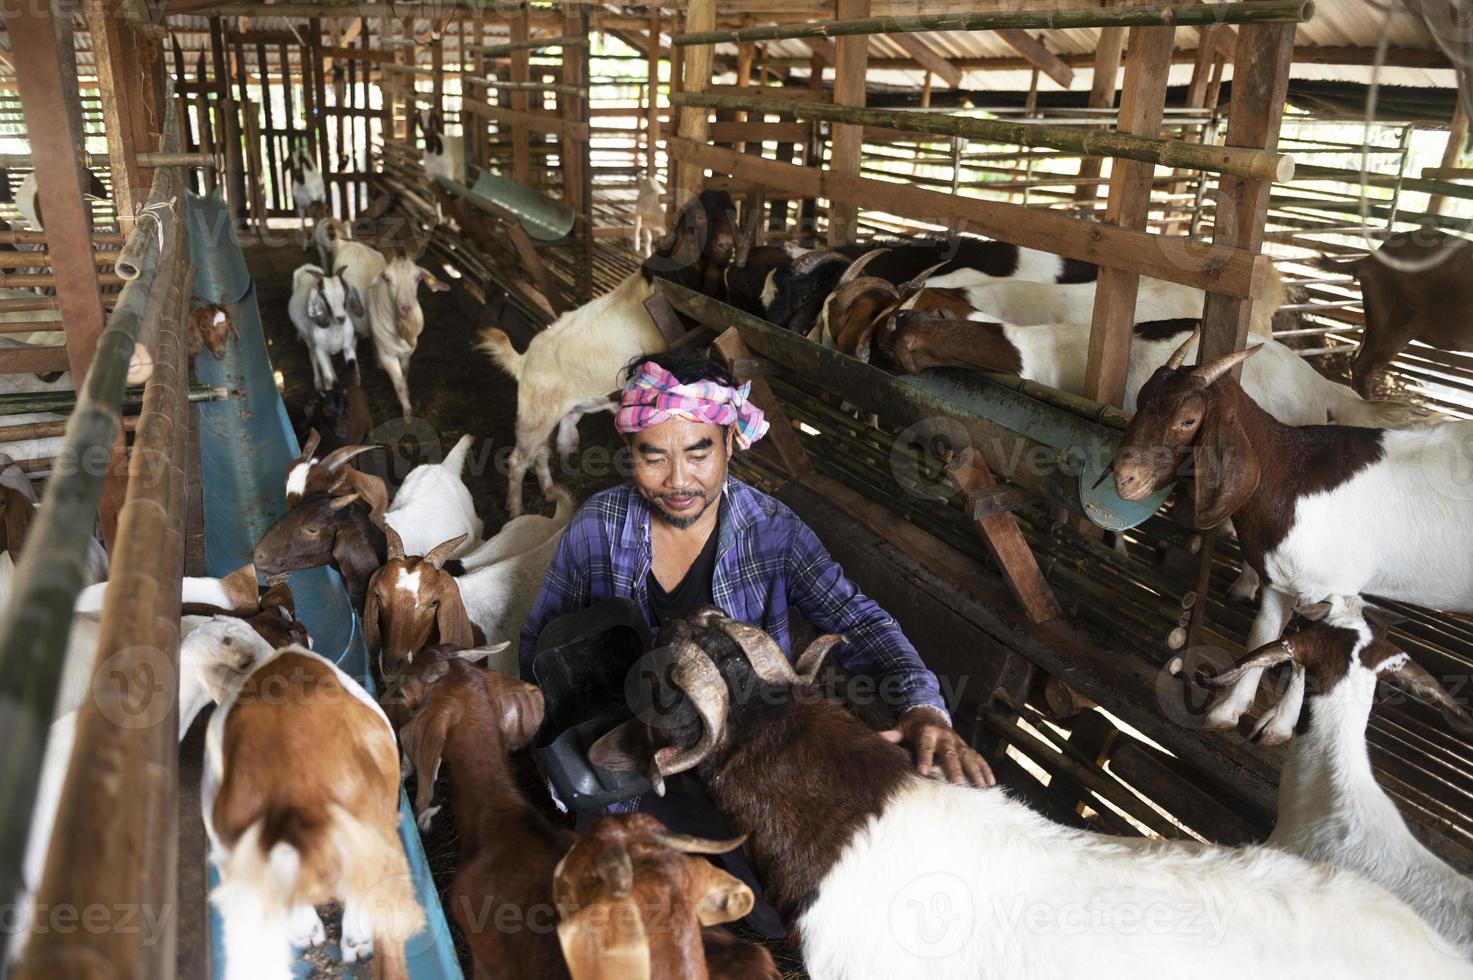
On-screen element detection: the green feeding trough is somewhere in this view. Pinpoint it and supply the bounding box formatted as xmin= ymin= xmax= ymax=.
xmin=437 ymin=171 xmax=577 ymax=242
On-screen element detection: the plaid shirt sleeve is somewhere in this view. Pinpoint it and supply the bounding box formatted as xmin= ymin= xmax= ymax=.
xmin=519 ymin=518 xmax=592 ymax=676
xmin=784 ymin=518 xmax=950 ymax=722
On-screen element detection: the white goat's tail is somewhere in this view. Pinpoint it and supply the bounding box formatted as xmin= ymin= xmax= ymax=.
xmin=474 ymin=327 xmax=522 ymax=380
xmin=1331 ymin=392 xmax=1432 ymax=429
xmin=547 ymin=485 xmax=576 ymax=526
xmin=441 ymin=433 xmax=475 ymax=476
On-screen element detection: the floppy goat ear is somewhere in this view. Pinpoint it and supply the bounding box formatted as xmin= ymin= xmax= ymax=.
xmin=397 ymin=698 xmax=453 ymax=825
xmin=306 ymin=288 xmax=329 ymax=323
xmin=690 ymin=860 xmax=756 ymax=927
xmin=344 ymin=284 xmax=366 ymax=320
xmin=432 ymin=578 xmax=477 ymax=650
xmin=1192 ymin=387 xmax=1260 ymax=529
xmin=362 ymin=569 xmax=384 ymax=656
xmin=418 ymin=266 xmax=450 ymax=292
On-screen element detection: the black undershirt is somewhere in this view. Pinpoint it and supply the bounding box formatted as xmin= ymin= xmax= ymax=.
xmin=647 ymin=499 xmax=723 ymax=627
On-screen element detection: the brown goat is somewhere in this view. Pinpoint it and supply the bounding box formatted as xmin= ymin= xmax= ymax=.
xmin=253 ymin=487 xmax=387 ymax=612
xmin=396 ymin=658 xmax=774 ymax=979
xmin=206 ymin=647 xmax=423 ymax=979
xmin=1322 ymin=228 xmax=1473 ymax=397
xmin=553 ymin=814 xmax=778 ymax=980
xmin=189 ymin=303 xmax=240 ymax=360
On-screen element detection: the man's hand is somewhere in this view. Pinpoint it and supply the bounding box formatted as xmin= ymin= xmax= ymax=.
xmin=880 ymin=706 xmax=995 ymax=788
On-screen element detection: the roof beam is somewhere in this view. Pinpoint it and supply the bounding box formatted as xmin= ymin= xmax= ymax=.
xmin=889 ymin=33 xmax=961 ymax=88
xmin=996 ymin=28 xmax=1074 ymax=87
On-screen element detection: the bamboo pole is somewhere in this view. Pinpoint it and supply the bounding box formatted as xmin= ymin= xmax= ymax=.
xmin=465 ymin=75 xmax=586 ymax=96
xmin=672 ymin=2 xmax=1314 ymax=46
xmin=0 ymin=251 xmax=121 ymax=269
xmin=468 ymin=34 xmax=590 ymax=56
xmin=670 ymin=92 xmax=1294 ymax=182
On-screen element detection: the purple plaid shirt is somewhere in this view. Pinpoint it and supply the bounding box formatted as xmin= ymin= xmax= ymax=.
xmin=520 ymin=477 xmax=949 ymax=720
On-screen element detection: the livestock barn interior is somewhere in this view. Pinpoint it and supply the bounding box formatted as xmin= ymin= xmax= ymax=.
xmin=4 ymin=1 xmax=1473 ymax=978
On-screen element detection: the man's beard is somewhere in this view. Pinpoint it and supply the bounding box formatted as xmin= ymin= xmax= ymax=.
xmin=649 ymin=488 xmax=715 ymax=529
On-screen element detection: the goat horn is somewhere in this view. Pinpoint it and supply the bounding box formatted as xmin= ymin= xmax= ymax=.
xmin=595 ymin=842 xmax=634 ymax=898
xmin=1165 ymin=325 xmax=1201 ymax=370
xmin=423 ymin=534 xmax=467 ymax=568
xmin=1192 ymin=344 xmax=1263 ymax=387
xmin=795 ymin=634 xmax=844 ymax=685
xmin=790 ymin=249 xmax=848 ymax=277
xmin=385 ymin=524 xmax=406 ymax=561
xmin=320 ymin=443 xmax=375 ymax=473
xmin=648 ymin=829 xmax=748 ymax=855
xmin=711 ymin=615 xmax=798 ymax=685
xmin=1198 ymin=641 xmax=1293 ymax=689
xmin=834 ymin=247 xmax=891 ymax=289
xmin=653 ymin=640 xmax=729 ymax=777
xmin=329 ymin=493 xmax=361 ymax=511
xmin=299 ymin=429 xmax=322 ymax=462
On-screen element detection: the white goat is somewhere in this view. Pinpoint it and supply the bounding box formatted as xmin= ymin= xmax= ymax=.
xmin=287 ymin=264 xmax=362 ymax=392
xmin=632 ymin=174 xmax=665 ymax=258
xmin=287 ymin=150 xmax=328 ymax=248
xmin=959 ymin=266 xmax=1284 ymax=339
xmin=381 ymin=432 xmax=484 ymax=559
xmin=1203 ymin=601 xmax=1473 ymax=957
xmin=313 ymin=215 xmax=350 ymax=273
xmin=476 ymin=272 xmax=666 ymax=516
xmin=367 ymin=253 xmax=449 ymax=419
xmin=365 ymin=489 xmax=572 ymax=678
xmin=203 ymin=646 xmax=423 ymax=980
xmin=331 ymin=239 xmax=388 ymax=339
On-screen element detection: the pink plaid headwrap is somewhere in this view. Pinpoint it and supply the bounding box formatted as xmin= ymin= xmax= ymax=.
xmin=615 ymin=360 xmax=770 ymax=449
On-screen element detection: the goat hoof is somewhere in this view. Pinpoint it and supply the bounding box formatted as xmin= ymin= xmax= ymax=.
xmin=289 ymin=905 xmax=327 ymax=948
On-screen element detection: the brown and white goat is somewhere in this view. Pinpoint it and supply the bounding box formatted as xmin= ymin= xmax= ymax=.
xmin=1112 ymin=332 xmax=1473 ymax=730
xmin=204 ymin=647 xmax=423 ymax=980
xmin=190 ymin=303 xmax=240 ymax=360
xmin=476 ymin=191 xmax=737 ymax=516
xmin=395 ymin=656 xmax=772 ymax=979
xmin=590 ymin=608 xmax=1471 ymax=980
xmin=1202 ymin=602 xmax=1473 ymax=957
xmin=283 ymin=430 xmax=388 ymax=520
xmin=1320 ymin=227 xmax=1473 ymax=397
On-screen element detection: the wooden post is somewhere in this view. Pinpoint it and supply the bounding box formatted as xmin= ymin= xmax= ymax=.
xmin=827 ymin=0 xmax=870 ymax=247
xmin=1430 ymin=98 xmax=1469 ymax=215
xmin=712 ymin=328 xmax=812 ymax=480
xmin=647 ymin=8 xmax=662 ymax=177
xmin=9 ymin=0 xmax=126 ymax=548
xmin=1198 ymin=22 xmax=1296 ymax=365
xmin=674 ymin=0 xmax=716 ymax=207
xmin=510 ymin=5 xmax=532 ymax=183
xmin=210 ymin=17 xmax=244 ymax=226
xmin=87 ymin=1 xmax=151 ymax=235
xmin=1073 ymin=7 xmax=1127 ymax=206
xmin=1082 ymin=25 xmax=1176 ymax=409
xmin=563 ymin=1 xmax=592 ymax=301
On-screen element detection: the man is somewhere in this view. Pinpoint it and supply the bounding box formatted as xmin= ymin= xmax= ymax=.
xmin=521 ymin=349 xmax=992 ymax=788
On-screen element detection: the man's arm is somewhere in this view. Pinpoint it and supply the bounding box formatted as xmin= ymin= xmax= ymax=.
xmin=784 ymin=519 xmax=949 ymax=721
xmin=519 ymin=526 xmax=591 ymax=675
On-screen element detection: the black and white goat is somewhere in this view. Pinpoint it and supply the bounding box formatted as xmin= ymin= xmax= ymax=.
xmin=287 ymin=150 xmax=329 ymax=249
xmin=1203 ymin=601 xmax=1473 ymax=957
xmin=418 ymin=108 xmax=466 ymax=184
xmin=1113 ymin=334 xmax=1473 ymax=730
xmin=287 ymin=264 xmax=363 ymax=391
xmin=591 ymin=609 xmax=1472 ymax=979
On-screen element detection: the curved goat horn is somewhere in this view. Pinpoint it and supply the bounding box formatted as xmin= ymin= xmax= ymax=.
xmin=385 ymin=523 xmax=406 ymax=561
xmin=299 ymin=429 xmax=322 ymax=463
xmin=648 ymin=829 xmax=748 ymax=855
xmin=789 ymin=249 xmax=848 ymax=277
xmin=423 ymin=534 xmax=467 ymax=568
xmin=1199 ymin=640 xmax=1293 ymax=690
xmin=901 ymin=260 xmax=950 ymax=291
xmin=1166 ymin=326 xmax=1201 ymax=370
xmin=1193 ymin=344 xmax=1263 ymax=386
xmin=329 ymin=492 xmax=361 ymax=511
xmin=653 ymin=640 xmax=729 ymax=777
xmin=794 ymin=634 xmax=845 ymax=685
xmin=712 ymin=616 xmax=798 ymax=685
xmin=595 ymin=842 xmax=634 ymax=898
xmin=320 ymin=443 xmax=375 ymax=473
xmin=834 ymin=247 xmax=891 ymax=290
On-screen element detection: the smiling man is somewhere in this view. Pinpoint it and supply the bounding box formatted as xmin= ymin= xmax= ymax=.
xmin=520 ymin=350 xmax=991 ymax=789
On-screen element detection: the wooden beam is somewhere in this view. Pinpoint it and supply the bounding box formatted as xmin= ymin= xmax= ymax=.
xmin=1073 ymin=6 xmax=1126 ymax=203
xmin=674 ymin=0 xmax=716 ymax=206
xmin=804 ymin=36 xmax=835 ymax=66
xmin=1084 ymin=24 xmax=1175 ymax=409
xmin=1430 ymin=99 xmax=1470 ymax=215
xmin=1198 ymin=21 xmax=1297 ymax=366
xmin=647 ymin=10 xmax=661 ymax=175
xmin=828 ymin=0 xmax=870 ymax=247
xmin=465 ymin=101 xmax=590 ymax=141
xmin=947 ymin=448 xmax=1060 ymax=624
xmin=889 ymin=33 xmax=961 ymax=88
xmin=668 ymin=138 xmax=1266 ymax=297
xmin=563 ymin=0 xmax=592 ymax=301
xmin=996 ymin=29 xmax=1075 ymax=88
xmin=712 ymin=328 xmax=812 ymax=480
xmin=510 ymin=5 xmax=532 ymax=183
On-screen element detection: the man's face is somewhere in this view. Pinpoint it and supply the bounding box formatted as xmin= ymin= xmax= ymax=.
xmin=629 ymin=417 xmax=733 ymax=529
